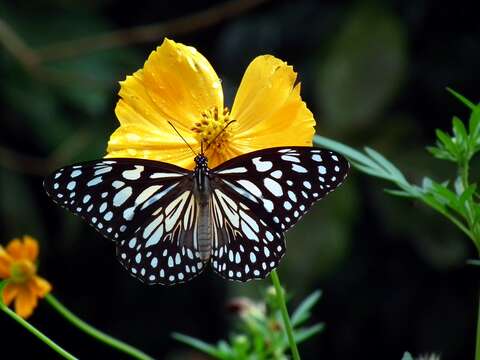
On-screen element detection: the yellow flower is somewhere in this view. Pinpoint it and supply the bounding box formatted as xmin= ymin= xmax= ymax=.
xmin=106 ymin=38 xmax=315 ymax=169
xmin=0 ymin=236 xmax=52 ymax=318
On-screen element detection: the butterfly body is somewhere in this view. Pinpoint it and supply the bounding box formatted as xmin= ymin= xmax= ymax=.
xmin=192 ymin=154 xmax=213 ymax=261
xmin=44 ymin=147 xmax=349 ymax=285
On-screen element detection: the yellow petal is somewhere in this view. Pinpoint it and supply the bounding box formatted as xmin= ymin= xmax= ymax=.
xmin=231 ymin=55 xmax=300 ymax=132
xmin=2 ymin=282 xmax=19 ymax=306
xmin=29 ymin=276 xmax=52 ymax=298
xmin=22 ymin=235 xmax=39 ymax=262
xmin=0 ymin=246 xmax=13 ymax=278
xmin=14 ymin=285 xmax=37 ymax=318
xmin=233 ymin=83 xmax=315 ymax=148
xmin=107 ymin=38 xmax=223 ymax=169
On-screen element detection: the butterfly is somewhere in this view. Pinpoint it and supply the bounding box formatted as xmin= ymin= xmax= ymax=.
xmin=44 ymin=147 xmax=349 ymax=285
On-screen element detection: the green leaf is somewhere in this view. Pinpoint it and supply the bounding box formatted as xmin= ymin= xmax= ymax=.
xmin=364 ymin=147 xmax=407 ymax=183
xmin=426 ymin=145 xmax=452 ymax=161
xmin=401 ymin=351 xmax=414 ymax=360
xmin=435 ymin=129 xmax=458 ymax=159
xmin=294 ymin=323 xmax=325 ymax=344
xmin=353 ymin=163 xmax=394 ymax=181
xmin=452 ymin=117 xmax=469 ymax=160
xmin=0 ymin=280 xmax=8 ymax=306
xmin=291 ymin=290 xmax=322 ymax=327
xmin=447 ymin=87 xmax=476 ymax=110
xmin=384 ymin=189 xmax=415 ymax=198
xmin=172 ymin=333 xmax=225 ymax=359
xmin=459 ymin=184 xmax=477 ymax=205
xmin=314 ymin=135 xmax=380 ymax=170
xmin=468 ymin=107 xmax=480 ymax=153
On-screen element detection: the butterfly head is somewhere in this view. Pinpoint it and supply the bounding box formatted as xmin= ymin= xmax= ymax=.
xmin=194 ymin=154 xmax=209 ymax=169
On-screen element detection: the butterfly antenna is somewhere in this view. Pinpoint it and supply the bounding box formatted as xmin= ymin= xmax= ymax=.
xmin=167 ymin=121 xmax=198 ymax=156
xmin=205 ymin=120 xmax=237 ymax=151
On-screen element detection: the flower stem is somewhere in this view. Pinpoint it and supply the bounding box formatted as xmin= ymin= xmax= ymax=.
xmin=0 ymin=303 xmax=77 ymax=360
xmin=270 ymin=269 xmax=301 ymax=360
xmin=45 ymin=294 xmax=154 ymax=360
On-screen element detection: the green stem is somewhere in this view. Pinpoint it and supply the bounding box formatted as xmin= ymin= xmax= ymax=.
xmin=0 ymin=303 xmax=77 ymax=360
xmin=270 ymin=269 xmax=300 ymax=360
xmin=45 ymin=294 xmax=154 ymax=360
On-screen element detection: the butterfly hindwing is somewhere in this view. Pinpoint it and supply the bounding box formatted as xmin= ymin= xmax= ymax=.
xmin=116 ymin=189 xmax=206 ymax=285
xmin=208 ymin=184 xmax=286 ymax=281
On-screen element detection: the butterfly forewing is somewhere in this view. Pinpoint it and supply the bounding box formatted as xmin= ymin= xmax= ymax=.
xmin=212 ymin=147 xmax=349 ymax=233
xmin=44 ymin=158 xmax=205 ymax=285
xmin=207 ymin=146 xmax=349 ymax=282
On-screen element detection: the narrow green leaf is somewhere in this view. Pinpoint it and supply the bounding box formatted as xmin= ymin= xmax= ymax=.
xmin=459 ymin=184 xmax=477 ymax=204
xmin=384 ymin=189 xmax=415 ymax=198
xmin=364 ymin=147 xmax=407 ymax=183
xmin=401 ymin=351 xmax=414 ymax=360
xmin=0 ymin=280 xmax=8 ymax=306
xmin=447 ymin=87 xmax=476 ymax=110
xmin=294 ymin=323 xmax=325 ymax=344
xmin=429 ymin=181 xmax=460 ymax=207
xmin=468 ymin=107 xmax=480 ymax=152
xmin=452 ymin=117 xmax=468 ymax=141
xmin=291 ymin=290 xmax=322 ymax=327
xmin=314 ymin=135 xmax=380 ymax=170
xmin=452 ymin=117 xmax=469 ymax=157
xmin=353 ymin=163 xmax=395 ymax=181
xmin=427 ymin=145 xmax=453 ymax=161
xmin=435 ymin=129 xmax=458 ymax=158
xmin=172 ymin=333 xmax=224 ymax=359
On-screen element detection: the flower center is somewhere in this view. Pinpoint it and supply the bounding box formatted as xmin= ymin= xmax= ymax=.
xmin=10 ymin=260 xmax=36 ymax=283
xmin=192 ymin=106 xmax=232 ymax=152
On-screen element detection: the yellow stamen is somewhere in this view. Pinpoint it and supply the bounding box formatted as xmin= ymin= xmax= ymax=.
xmin=191 ymin=106 xmax=232 ymax=152
xmin=10 ymin=259 xmax=36 ymax=283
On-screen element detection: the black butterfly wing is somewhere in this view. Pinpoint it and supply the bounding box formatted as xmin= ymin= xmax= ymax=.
xmin=208 ymin=146 xmax=349 ymax=281
xmin=44 ymin=158 xmax=205 ymax=285
xmin=208 ymin=181 xmax=286 ymax=281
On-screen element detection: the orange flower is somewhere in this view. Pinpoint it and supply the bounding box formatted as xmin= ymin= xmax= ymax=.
xmin=106 ymin=38 xmax=315 ymax=169
xmin=0 ymin=236 xmax=52 ymax=318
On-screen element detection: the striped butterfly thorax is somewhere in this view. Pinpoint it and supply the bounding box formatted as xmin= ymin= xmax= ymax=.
xmin=44 ymin=147 xmax=349 ymax=285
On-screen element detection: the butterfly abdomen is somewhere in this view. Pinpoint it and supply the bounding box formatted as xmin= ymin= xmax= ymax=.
xmin=194 ymin=165 xmax=212 ymax=262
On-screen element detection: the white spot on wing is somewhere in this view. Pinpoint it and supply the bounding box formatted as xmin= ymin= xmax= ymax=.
xmin=252 ymin=157 xmax=273 ymax=172
xmin=264 ymin=178 xmax=283 ymax=197
xmin=113 ymin=186 xmax=133 ymax=207
xmin=122 ymin=165 xmax=144 ymax=180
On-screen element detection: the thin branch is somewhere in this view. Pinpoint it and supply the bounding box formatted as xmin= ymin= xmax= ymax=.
xmin=36 ymin=0 xmax=269 ymax=62
xmin=0 ymin=19 xmax=39 ymax=68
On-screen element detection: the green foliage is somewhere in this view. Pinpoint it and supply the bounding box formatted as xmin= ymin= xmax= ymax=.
xmin=314 ymin=91 xmax=480 ymax=252
xmin=172 ymin=288 xmax=324 ymax=359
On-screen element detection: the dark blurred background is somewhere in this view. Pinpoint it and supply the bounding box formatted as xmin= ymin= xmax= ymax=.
xmin=1 ymin=0 xmax=479 ymax=359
